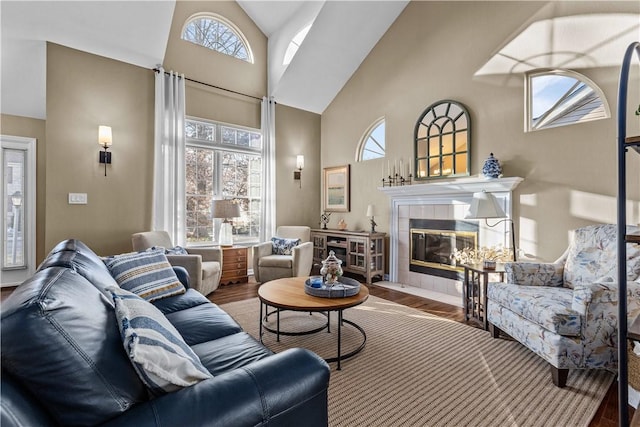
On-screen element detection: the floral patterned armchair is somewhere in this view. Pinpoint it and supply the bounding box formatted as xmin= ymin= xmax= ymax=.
xmin=487 ymin=224 xmax=640 ymax=387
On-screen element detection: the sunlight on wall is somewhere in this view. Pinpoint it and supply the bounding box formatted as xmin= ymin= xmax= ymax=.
xmin=519 ymin=193 xmax=537 ymax=206
xmin=519 ymin=217 xmax=538 ymax=259
xmin=570 ymin=190 xmax=640 ymax=224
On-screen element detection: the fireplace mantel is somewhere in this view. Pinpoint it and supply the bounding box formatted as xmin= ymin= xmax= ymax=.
xmin=379 ymin=176 xmax=524 ymax=284
xmin=378 ymin=176 xmax=523 ymax=198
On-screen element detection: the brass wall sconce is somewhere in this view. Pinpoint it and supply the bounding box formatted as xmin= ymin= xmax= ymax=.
xmin=98 ymin=125 xmax=112 ymax=176
xmin=294 ymin=155 xmax=304 ymax=188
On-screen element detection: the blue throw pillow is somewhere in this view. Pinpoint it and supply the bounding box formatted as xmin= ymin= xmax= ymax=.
xmin=103 ymin=249 xmax=186 ymax=302
xmin=271 ymin=237 xmax=301 ymax=255
xmin=151 ymin=245 xmax=189 ymax=255
xmin=108 ymin=286 xmax=212 ymax=395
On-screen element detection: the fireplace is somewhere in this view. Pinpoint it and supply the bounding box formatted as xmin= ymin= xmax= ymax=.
xmin=409 ymin=219 xmax=478 ymax=280
xmin=378 ymin=176 xmax=523 ymax=306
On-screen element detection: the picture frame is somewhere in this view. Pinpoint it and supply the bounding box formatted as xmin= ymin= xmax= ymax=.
xmin=323 ymin=165 xmax=350 ymax=212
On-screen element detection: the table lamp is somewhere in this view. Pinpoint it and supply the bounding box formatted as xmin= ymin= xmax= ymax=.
xmin=212 ymin=199 xmax=240 ymax=247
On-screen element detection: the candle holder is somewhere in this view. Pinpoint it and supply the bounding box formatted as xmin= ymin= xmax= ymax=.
xmin=382 ymin=172 xmax=412 ymax=187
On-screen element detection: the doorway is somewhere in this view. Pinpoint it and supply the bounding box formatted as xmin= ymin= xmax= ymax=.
xmin=1 ymin=135 xmax=36 ymax=287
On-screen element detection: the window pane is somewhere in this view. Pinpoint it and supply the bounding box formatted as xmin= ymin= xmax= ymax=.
xmin=455 ymin=131 xmax=467 ymax=152
xmin=3 ymin=148 xmax=25 ymax=268
xmin=428 ymin=138 xmax=439 ymax=157
xmin=441 ymin=155 xmax=454 ymax=176
xmin=417 ymin=140 xmax=427 ymax=158
xmin=222 ymin=127 xmax=236 ymax=145
xmin=359 ymin=120 xmax=385 ymax=161
xmin=455 ymin=153 xmax=467 ymax=174
xmin=182 ymin=15 xmax=251 ymax=62
xmin=428 ymin=157 xmax=440 ymax=177
xmin=528 ymin=71 xmax=608 ymax=131
xmin=441 ymin=134 xmax=453 ymax=155
xmin=417 ymin=159 xmax=428 ymax=178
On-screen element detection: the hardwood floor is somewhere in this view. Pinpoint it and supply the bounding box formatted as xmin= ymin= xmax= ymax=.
xmin=210 ymin=277 xmax=631 ymax=427
xmin=1 ymin=277 xmax=632 ymax=425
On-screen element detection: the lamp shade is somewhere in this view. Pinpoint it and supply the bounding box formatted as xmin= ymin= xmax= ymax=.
xmin=212 ymin=199 xmax=240 ymax=219
xmin=465 ymin=191 xmax=506 ymax=219
xmin=98 ymin=125 xmax=112 ymax=147
xmin=296 ymin=155 xmax=304 ymax=170
xmin=366 ymin=204 xmax=376 ymax=217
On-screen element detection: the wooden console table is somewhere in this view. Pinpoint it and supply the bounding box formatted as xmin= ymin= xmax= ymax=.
xmin=310 ymin=229 xmax=385 ymax=284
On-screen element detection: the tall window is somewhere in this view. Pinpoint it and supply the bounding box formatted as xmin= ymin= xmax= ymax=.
xmin=357 ymin=118 xmax=385 ymax=161
xmin=185 ymin=118 xmax=261 ymax=246
xmin=181 ymin=13 xmax=254 ymax=63
xmin=525 ymin=70 xmax=609 ymax=132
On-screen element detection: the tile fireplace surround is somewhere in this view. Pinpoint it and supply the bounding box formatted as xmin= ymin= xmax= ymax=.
xmin=379 ymin=176 xmax=523 ymax=306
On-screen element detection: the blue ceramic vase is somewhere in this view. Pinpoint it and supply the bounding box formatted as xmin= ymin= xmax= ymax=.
xmin=482 ymin=153 xmax=502 ymax=179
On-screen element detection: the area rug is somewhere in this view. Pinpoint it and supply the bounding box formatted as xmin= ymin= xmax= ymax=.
xmin=221 ymin=296 xmax=614 ymax=427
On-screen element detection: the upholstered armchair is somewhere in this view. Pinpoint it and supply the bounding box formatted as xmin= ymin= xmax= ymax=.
xmin=487 ymin=224 xmax=640 ymax=387
xmin=131 ymin=231 xmax=222 ymax=296
xmin=253 ymin=226 xmax=313 ymax=284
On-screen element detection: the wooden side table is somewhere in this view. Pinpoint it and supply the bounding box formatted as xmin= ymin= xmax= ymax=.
xmin=220 ymin=246 xmax=248 ymax=285
xmin=462 ymin=263 xmax=505 ymax=330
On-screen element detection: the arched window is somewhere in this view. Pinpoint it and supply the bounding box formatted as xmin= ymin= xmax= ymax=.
xmin=414 ymin=100 xmax=470 ymax=180
xmin=283 ymin=24 xmax=311 ymax=66
xmin=182 ymin=13 xmax=254 ymax=63
xmin=357 ymin=118 xmax=385 ymax=161
xmin=525 ymin=70 xmax=609 ymax=132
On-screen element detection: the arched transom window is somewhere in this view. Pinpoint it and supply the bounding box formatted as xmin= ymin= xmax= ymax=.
xmin=414 ymin=100 xmax=470 ymax=180
xmin=182 ymin=13 xmax=254 ymax=63
xmin=525 ymin=69 xmax=609 ymax=132
xmin=357 ymin=118 xmax=385 ymax=161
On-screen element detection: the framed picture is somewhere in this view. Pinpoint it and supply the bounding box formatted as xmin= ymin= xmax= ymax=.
xmin=323 ymin=165 xmax=350 ymax=212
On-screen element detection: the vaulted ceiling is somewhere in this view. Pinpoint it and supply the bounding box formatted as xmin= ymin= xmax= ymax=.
xmin=1 ymin=0 xmax=408 ymax=119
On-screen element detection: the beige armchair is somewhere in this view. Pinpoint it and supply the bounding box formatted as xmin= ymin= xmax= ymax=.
xmin=131 ymin=231 xmax=222 ymax=296
xmin=253 ymin=226 xmax=313 ymax=284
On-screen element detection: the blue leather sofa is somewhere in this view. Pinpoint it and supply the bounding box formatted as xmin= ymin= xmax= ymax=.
xmin=1 ymin=239 xmax=330 ymax=426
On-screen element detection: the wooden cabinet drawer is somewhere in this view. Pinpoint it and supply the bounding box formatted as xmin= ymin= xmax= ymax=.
xmin=220 ymin=247 xmax=248 ymax=285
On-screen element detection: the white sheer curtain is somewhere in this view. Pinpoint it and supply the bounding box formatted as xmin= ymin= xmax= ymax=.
xmin=260 ymin=96 xmax=276 ymax=242
xmin=153 ymin=67 xmax=186 ymax=245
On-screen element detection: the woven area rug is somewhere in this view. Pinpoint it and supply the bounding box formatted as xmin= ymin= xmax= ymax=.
xmin=221 ymin=295 xmax=614 ymax=427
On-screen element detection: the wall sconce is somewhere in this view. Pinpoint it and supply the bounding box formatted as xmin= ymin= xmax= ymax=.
xmin=98 ymin=125 xmax=112 ymax=176
xmin=294 ymin=155 xmax=304 ymax=188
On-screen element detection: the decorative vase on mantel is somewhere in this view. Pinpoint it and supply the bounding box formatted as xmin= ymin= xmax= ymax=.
xmin=482 ymin=153 xmax=502 ymax=179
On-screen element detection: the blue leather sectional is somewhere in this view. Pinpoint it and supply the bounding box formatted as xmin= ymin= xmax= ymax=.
xmin=1 ymin=239 xmax=330 ymax=426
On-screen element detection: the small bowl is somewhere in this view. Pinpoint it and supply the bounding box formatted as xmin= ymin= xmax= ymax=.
xmin=309 ymin=275 xmax=323 ymax=288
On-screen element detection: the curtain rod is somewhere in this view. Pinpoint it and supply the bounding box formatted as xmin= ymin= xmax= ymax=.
xmin=153 ymin=68 xmax=264 ymax=102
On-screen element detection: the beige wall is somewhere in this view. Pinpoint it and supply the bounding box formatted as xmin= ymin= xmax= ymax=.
xmin=0 ymin=114 xmax=47 ymax=263
xmin=275 ymin=104 xmax=321 ymax=228
xmin=321 ymin=1 xmax=640 ymax=261
xmin=45 ymin=43 xmax=155 ymax=256
xmin=33 ymin=1 xmax=321 ymax=258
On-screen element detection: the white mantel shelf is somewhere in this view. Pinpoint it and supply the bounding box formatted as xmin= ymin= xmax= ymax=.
xmin=378 ymin=176 xmax=524 ymax=197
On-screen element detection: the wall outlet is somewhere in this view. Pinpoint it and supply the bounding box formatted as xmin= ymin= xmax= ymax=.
xmin=68 ymin=193 xmax=87 ymax=204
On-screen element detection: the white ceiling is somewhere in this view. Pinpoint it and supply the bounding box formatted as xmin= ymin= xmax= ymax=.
xmin=1 ymin=0 xmax=408 ymax=119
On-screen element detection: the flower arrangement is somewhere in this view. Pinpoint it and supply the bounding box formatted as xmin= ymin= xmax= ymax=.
xmin=451 ymin=245 xmax=514 ymax=265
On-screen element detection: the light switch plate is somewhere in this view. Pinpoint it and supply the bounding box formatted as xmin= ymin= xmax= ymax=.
xmin=68 ymin=193 xmax=87 ymax=204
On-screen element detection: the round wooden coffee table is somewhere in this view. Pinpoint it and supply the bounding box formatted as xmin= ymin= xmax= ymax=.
xmin=258 ymin=276 xmax=369 ymax=370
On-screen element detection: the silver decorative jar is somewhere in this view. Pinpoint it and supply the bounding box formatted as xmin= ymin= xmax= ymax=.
xmin=320 ymin=250 xmax=343 ymax=285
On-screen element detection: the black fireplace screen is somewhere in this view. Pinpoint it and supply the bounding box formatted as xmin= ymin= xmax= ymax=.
xmin=409 ymin=219 xmax=478 ymax=280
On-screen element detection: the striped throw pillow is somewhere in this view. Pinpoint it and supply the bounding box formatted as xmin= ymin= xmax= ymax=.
xmin=103 ymin=249 xmax=185 ymax=302
xmin=108 ymin=286 xmax=212 ymax=395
